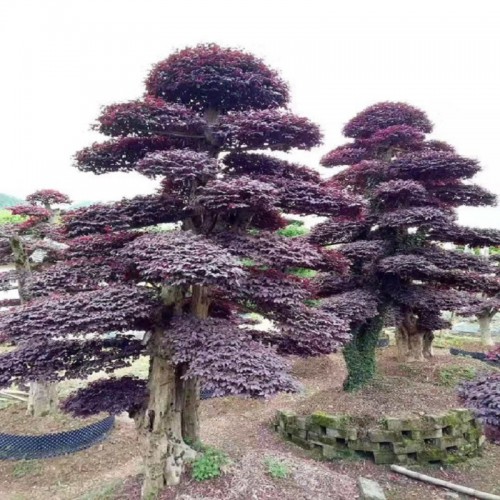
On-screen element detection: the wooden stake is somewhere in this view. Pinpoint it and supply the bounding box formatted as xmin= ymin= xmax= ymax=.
xmin=390 ymin=465 xmax=500 ymax=500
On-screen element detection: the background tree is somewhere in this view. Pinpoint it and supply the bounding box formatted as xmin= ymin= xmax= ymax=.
xmin=0 ymin=189 xmax=71 ymax=415
xmin=0 ymin=45 xmax=358 ymax=498
xmin=458 ymin=294 xmax=500 ymax=346
xmin=310 ymin=102 xmax=500 ymax=391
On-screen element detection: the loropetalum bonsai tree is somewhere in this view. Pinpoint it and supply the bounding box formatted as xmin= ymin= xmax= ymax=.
xmin=310 ymin=102 xmax=500 ymax=391
xmin=0 ymin=45 xmax=359 ymax=497
xmin=0 ymin=189 xmax=71 ymax=416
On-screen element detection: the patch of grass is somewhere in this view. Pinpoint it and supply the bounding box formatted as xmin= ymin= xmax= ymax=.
xmin=191 ymin=447 xmax=229 ymax=482
xmin=433 ymin=333 xmax=479 ymax=349
xmin=277 ymin=222 xmax=308 ymax=238
xmin=12 ymin=460 xmax=41 ymax=479
xmin=437 ymin=365 xmax=477 ymax=387
xmin=264 ymin=456 xmax=291 ymax=479
xmin=77 ymin=479 xmax=124 ymax=500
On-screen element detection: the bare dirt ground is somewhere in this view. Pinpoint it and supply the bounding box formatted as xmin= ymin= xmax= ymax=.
xmin=0 ymin=346 xmax=499 ymax=500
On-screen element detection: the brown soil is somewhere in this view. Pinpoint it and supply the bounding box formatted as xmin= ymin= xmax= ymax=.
xmin=1 ymin=347 xmax=499 ymax=500
xmin=0 ymin=404 xmax=106 ymax=434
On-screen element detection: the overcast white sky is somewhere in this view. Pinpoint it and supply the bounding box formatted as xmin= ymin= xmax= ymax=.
xmin=1 ymin=0 xmax=499 ymax=227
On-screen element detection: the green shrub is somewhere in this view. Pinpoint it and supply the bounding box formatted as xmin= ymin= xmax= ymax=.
xmin=191 ymin=447 xmax=229 ymax=481
xmin=264 ymin=456 xmax=291 ymax=479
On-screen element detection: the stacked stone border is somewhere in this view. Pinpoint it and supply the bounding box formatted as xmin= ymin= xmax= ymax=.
xmin=274 ymin=409 xmax=484 ymax=465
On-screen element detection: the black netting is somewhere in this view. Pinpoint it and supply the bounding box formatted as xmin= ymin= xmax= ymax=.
xmin=0 ymin=415 xmax=115 ymax=460
xmin=450 ymin=347 xmax=498 ymax=366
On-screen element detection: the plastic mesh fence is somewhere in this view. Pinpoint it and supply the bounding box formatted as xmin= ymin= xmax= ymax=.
xmin=0 ymin=415 xmax=115 ymax=460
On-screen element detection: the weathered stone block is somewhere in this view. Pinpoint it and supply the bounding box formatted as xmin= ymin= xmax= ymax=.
xmin=420 ymin=428 xmax=443 ymax=439
xmin=307 ymin=431 xmax=320 ymax=442
xmin=316 ymin=435 xmax=338 ymax=446
xmin=311 ymin=412 xmax=351 ymax=429
xmin=373 ymin=450 xmax=397 ymax=464
xmin=322 ymin=444 xmax=338 ymax=459
xmin=296 ymin=417 xmax=307 ymax=430
xmin=277 ymin=410 xmax=296 ymax=424
xmin=326 ymin=428 xmax=341 ymax=438
xmin=358 ymin=477 xmax=387 ymax=500
xmin=368 ymin=429 xmax=401 ymax=442
xmin=307 ymin=424 xmax=324 ymax=436
xmin=291 ymin=434 xmax=312 ymax=449
xmin=436 ymin=436 xmax=466 ymax=450
xmin=291 ymin=429 xmax=307 ymax=440
xmin=392 ymin=441 xmax=423 ymax=454
xmin=348 ymin=439 xmax=381 ymax=452
xmin=422 ymin=415 xmax=446 ymax=429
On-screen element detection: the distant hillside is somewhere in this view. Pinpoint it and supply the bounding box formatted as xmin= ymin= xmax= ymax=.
xmin=0 ymin=193 xmax=25 ymax=209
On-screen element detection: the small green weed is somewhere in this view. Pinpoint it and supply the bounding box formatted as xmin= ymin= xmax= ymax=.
xmin=264 ymin=456 xmax=291 ymax=479
xmin=191 ymin=447 xmax=229 ymax=481
xmin=12 ymin=460 xmax=41 ymax=479
xmin=438 ymin=365 xmax=477 ymax=387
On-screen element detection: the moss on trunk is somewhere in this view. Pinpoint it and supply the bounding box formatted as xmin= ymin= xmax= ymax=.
xmin=342 ymin=314 xmax=384 ymax=392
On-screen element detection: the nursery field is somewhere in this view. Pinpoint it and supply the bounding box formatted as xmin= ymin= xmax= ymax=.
xmin=1 ymin=341 xmax=499 ymax=500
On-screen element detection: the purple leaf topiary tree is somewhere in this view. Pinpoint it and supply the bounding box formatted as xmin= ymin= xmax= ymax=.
xmin=0 ymin=189 xmax=71 ymax=416
xmin=0 ymin=45 xmax=358 ymax=497
xmin=312 ymin=102 xmax=500 ymax=391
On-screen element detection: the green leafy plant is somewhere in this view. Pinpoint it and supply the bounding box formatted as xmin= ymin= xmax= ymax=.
xmin=277 ymin=221 xmax=308 ymax=238
xmin=438 ymin=365 xmax=477 ymax=387
xmin=0 ymin=209 xmax=26 ymax=225
xmin=191 ymin=447 xmax=229 ymax=481
xmin=264 ymin=456 xmax=291 ymax=479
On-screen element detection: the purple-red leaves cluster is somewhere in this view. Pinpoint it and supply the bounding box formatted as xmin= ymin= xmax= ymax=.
xmin=25 ymin=189 xmax=72 ymax=207
xmin=120 ymin=231 xmax=244 ymax=287
xmin=75 ymin=136 xmax=182 ymax=174
xmin=0 ymin=285 xmax=159 ymax=340
xmin=136 ymin=149 xmax=217 ymax=182
xmin=63 ymin=376 xmax=147 ymax=417
xmin=342 ymin=102 xmax=433 ymax=139
xmin=391 ymin=151 xmax=480 ymax=182
xmin=194 ymin=177 xmax=278 ymax=214
xmin=168 ymin=316 xmax=298 ymax=397
xmin=459 ymin=373 xmax=500 ymax=430
xmin=63 ymin=195 xmax=185 ymax=237
xmin=214 ymin=110 xmax=322 ymax=151
xmin=95 ymin=97 xmax=205 ymax=137
xmin=145 ymin=44 xmax=290 ymax=112
xmin=0 ymin=337 xmax=143 ymax=389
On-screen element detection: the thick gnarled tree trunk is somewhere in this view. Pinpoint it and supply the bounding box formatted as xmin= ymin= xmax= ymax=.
xmin=135 ymin=342 xmax=195 ymax=499
xmin=27 ymin=380 xmax=58 ymax=417
xmin=180 ymin=284 xmax=210 ymax=445
xmin=181 ymin=376 xmax=200 ymax=445
xmin=478 ymin=313 xmax=494 ymax=346
xmin=396 ymin=310 xmax=433 ymax=362
xmin=343 ymin=314 xmax=384 ymax=391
